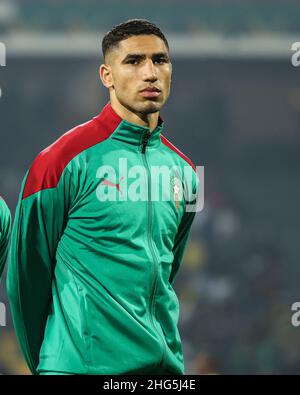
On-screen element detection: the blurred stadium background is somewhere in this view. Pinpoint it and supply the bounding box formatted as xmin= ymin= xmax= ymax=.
xmin=1 ymin=0 xmax=300 ymax=374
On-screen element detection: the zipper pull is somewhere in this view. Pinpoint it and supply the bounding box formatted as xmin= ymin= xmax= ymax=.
xmin=141 ymin=131 xmax=151 ymax=153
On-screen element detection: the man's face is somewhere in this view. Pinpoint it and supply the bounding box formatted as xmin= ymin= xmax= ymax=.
xmin=104 ymin=34 xmax=172 ymax=115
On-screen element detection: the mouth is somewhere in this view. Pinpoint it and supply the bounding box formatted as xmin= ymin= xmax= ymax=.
xmin=140 ymin=87 xmax=161 ymax=98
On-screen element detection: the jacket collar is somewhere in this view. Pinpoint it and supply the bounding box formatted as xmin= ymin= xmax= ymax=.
xmin=95 ymin=102 xmax=164 ymax=150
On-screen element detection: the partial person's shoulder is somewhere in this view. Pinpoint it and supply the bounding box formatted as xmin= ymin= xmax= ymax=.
xmin=0 ymin=196 xmax=9 ymax=214
xmin=161 ymin=134 xmax=196 ymax=172
xmin=0 ymin=196 xmax=11 ymax=226
xmin=22 ymin=104 xmax=121 ymax=199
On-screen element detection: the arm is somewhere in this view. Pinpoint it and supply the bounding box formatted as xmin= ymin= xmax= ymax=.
xmin=0 ymin=198 xmax=11 ymax=284
xmin=169 ymin=210 xmax=196 ymax=287
xmin=6 ymin=162 xmax=74 ymax=374
xmin=169 ymin=167 xmax=199 ymax=286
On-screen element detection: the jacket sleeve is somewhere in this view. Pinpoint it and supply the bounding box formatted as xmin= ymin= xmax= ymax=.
xmin=0 ymin=199 xmax=11 ymax=284
xmin=169 ymin=167 xmax=199 ymax=286
xmin=6 ymin=162 xmax=74 ymax=375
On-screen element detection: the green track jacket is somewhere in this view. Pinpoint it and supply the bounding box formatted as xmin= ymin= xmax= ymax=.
xmin=7 ymin=102 xmax=198 ymax=375
xmin=0 ymin=196 xmax=11 ymax=284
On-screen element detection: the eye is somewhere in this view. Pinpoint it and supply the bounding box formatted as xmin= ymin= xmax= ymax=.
xmin=126 ymin=59 xmax=139 ymax=65
xmin=154 ymin=58 xmax=167 ymax=65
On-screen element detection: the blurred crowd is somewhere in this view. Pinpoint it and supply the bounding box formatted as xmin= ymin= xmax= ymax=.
xmin=1 ymin=0 xmax=300 ymax=35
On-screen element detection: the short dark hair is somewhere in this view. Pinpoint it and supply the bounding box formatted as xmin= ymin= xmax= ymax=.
xmin=102 ymin=19 xmax=169 ymax=60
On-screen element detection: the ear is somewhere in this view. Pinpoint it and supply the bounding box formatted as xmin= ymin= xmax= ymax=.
xmin=99 ymin=63 xmax=114 ymax=89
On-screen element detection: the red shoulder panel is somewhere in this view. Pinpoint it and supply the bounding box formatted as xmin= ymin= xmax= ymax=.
xmin=22 ymin=102 xmax=122 ymax=199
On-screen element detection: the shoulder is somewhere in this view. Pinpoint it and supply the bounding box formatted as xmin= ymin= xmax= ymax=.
xmin=160 ymin=134 xmax=196 ymax=172
xmin=0 ymin=196 xmax=9 ymax=212
xmin=0 ymin=196 xmax=11 ymax=226
xmin=22 ymin=116 xmax=114 ymax=200
xmin=22 ymin=118 xmax=100 ymax=199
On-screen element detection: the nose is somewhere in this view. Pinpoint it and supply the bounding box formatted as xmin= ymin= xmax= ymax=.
xmin=142 ymin=59 xmax=158 ymax=82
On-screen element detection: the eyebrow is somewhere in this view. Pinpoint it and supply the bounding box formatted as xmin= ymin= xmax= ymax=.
xmin=121 ymin=52 xmax=170 ymax=63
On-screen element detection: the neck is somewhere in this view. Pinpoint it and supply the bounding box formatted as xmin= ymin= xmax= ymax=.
xmin=110 ymin=96 xmax=159 ymax=133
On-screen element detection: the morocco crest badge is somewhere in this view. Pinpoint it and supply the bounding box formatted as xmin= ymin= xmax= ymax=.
xmin=170 ymin=176 xmax=181 ymax=210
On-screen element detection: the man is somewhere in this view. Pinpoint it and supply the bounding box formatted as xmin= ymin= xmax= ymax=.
xmin=7 ymin=19 xmax=199 ymax=375
xmin=0 ymin=196 xmax=11 ymax=284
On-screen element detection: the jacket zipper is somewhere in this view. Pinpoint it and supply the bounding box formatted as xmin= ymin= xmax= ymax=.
xmin=141 ymin=130 xmax=167 ymax=369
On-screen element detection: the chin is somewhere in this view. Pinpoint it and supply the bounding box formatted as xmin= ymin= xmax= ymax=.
xmin=139 ymin=100 xmax=162 ymax=114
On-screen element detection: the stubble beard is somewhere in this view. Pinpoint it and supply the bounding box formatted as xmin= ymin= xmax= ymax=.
xmin=121 ymin=96 xmax=163 ymax=116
